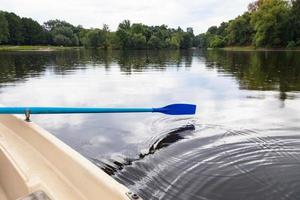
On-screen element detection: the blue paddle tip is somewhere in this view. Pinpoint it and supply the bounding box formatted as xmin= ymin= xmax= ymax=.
xmin=153 ymin=104 xmax=197 ymax=115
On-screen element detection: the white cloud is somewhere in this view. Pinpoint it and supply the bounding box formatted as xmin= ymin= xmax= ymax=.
xmin=0 ymin=0 xmax=253 ymax=34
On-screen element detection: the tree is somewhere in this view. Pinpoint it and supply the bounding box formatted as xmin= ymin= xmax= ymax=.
xmin=248 ymin=0 xmax=264 ymax=12
xmin=116 ymin=20 xmax=132 ymax=49
xmin=21 ymin=17 xmax=44 ymax=45
xmin=131 ymin=33 xmax=146 ymax=49
xmin=227 ymin=13 xmax=254 ymax=45
xmin=83 ymin=29 xmax=105 ymax=47
xmin=53 ymin=34 xmax=72 ymax=46
xmin=250 ymin=0 xmax=290 ymax=47
xmin=44 ymin=19 xmax=79 ymax=46
xmin=216 ymin=22 xmax=228 ymax=37
xmin=4 ymin=12 xmax=23 ymax=44
xmin=101 ymin=24 xmax=111 ymax=49
xmin=180 ymin=32 xmax=193 ymax=49
xmin=290 ymin=0 xmax=300 ymax=45
xmin=78 ymin=28 xmax=89 ymax=46
xmin=197 ymin=33 xmax=209 ymax=48
xmin=147 ymin=35 xmax=162 ymax=49
xmin=41 ymin=28 xmax=53 ymax=44
xmin=0 ymin=12 xmax=9 ymax=43
xmin=193 ymin=34 xmax=201 ymax=47
xmin=166 ymin=35 xmax=180 ymax=49
xmin=0 ymin=11 xmax=200 ymax=49
xmin=118 ymin=20 xmax=131 ymax=30
xmin=195 ymin=0 xmax=300 ymax=49
xmin=209 ymin=35 xmax=225 ymax=48
xmin=51 ymin=26 xmax=78 ymax=46
xmin=187 ymin=27 xmax=194 ymax=35
xmin=207 ymin=26 xmax=218 ymax=35
xmin=44 ymin=19 xmax=74 ymax=31
xmin=131 ymin=23 xmax=146 ymax=35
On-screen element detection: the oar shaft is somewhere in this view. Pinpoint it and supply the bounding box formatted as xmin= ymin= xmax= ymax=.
xmin=0 ymin=104 xmax=196 ymax=117
xmin=0 ymin=107 xmax=153 ymax=114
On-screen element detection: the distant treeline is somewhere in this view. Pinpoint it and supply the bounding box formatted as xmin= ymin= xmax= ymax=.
xmin=1 ymin=0 xmax=299 ymax=49
xmin=0 ymin=11 xmax=197 ymax=49
xmin=199 ymin=0 xmax=300 ymax=48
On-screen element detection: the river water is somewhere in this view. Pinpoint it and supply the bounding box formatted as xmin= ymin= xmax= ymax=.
xmin=0 ymin=49 xmax=299 ymax=200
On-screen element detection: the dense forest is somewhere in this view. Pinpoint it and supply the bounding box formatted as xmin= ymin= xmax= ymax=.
xmin=0 ymin=0 xmax=299 ymax=49
xmin=0 ymin=11 xmax=196 ymax=49
xmin=200 ymin=0 xmax=300 ymax=48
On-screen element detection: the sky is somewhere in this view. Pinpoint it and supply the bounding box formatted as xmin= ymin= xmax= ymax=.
xmin=1 ymin=0 xmax=253 ymax=34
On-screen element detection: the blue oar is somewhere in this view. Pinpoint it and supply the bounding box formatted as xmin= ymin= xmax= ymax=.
xmin=0 ymin=104 xmax=196 ymax=121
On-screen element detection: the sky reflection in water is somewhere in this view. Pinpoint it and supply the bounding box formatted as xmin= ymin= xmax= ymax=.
xmin=0 ymin=50 xmax=300 ymax=199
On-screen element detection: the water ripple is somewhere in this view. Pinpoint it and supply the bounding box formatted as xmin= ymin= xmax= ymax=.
xmin=91 ymin=120 xmax=300 ymax=200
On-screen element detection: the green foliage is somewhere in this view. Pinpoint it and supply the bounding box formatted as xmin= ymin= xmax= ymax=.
xmin=78 ymin=25 xmax=111 ymax=49
xmin=0 ymin=10 xmax=195 ymax=49
xmin=0 ymin=12 xmax=9 ymax=43
xmin=197 ymin=34 xmax=207 ymax=48
xmin=250 ymin=0 xmax=290 ymax=47
xmin=83 ymin=29 xmax=106 ymax=48
xmin=287 ymin=41 xmax=296 ymax=48
xmin=166 ymin=36 xmax=180 ymax=49
xmin=216 ymin=22 xmax=228 ymax=37
xmin=4 ymin=12 xmax=23 ymax=44
xmin=44 ymin=20 xmax=74 ymax=31
xmin=207 ymin=26 xmax=218 ymax=35
xmin=3 ymin=1 xmax=299 ymax=49
xmin=197 ymin=0 xmax=300 ymax=49
xmin=192 ymin=35 xmax=201 ymax=47
xmin=291 ymin=0 xmax=300 ymax=42
xmin=47 ymin=21 xmax=79 ymax=46
xmin=227 ymin=13 xmax=253 ymax=45
xmin=209 ymin=35 xmax=225 ymax=48
xmin=53 ymin=34 xmax=72 ymax=46
xmin=197 ymin=23 xmax=230 ymax=48
xmin=197 ymin=32 xmax=225 ymax=49
xmin=21 ymin=18 xmax=44 ymax=45
xmin=147 ymin=35 xmax=162 ymax=49
xmin=131 ymin=33 xmax=147 ymax=49
xmin=116 ymin=20 xmax=132 ymax=49
xmin=115 ymin=20 xmax=193 ymax=49
xmin=180 ymin=32 xmax=193 ymax=49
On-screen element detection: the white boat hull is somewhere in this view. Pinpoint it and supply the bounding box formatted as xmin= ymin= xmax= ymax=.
xmin=0 ymin=115 xmax=137 ymax=200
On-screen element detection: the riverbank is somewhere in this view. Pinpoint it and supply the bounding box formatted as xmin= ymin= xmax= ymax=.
xmin=220 ymin=46 xmax=300 ymax=52
xmin=0 ymin=45 xmax=81 ymax=52
xmin=2 ymin=45 xmax=300 ymax=52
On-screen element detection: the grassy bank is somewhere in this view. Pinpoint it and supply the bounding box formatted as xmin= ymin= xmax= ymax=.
xmin=220 ymin=46 xmax=300 ymax=52
xmin=0 ymin=45 xmax=81 ymax=52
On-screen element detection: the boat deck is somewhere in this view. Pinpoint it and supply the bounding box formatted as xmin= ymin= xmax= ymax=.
xmin=0 ymin=115 xmax=131 ymax=200
xmin=0 ymin=185 xmax=8 ymax=200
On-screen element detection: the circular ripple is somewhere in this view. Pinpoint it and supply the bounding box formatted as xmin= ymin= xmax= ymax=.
xmin=93 ymin=121 xmax=300 ymax=200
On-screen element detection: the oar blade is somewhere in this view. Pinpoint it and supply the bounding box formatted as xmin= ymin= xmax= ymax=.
xmin=154 ymin=104 xmax=196 ymax=115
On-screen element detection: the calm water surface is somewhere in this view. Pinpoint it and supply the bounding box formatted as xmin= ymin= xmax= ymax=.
xmin=0 ymin=49 xmax=300 ymax=200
